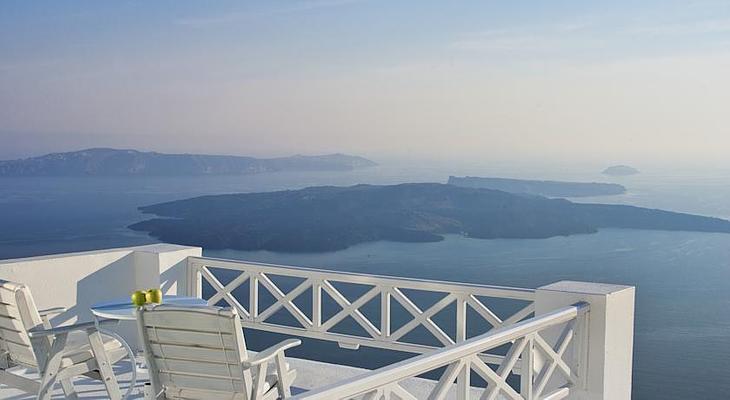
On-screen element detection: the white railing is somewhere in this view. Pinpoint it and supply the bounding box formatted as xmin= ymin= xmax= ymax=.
xmin=291 ymin=303 xmax=589 ymax=400
xmin=187 ymin=257 xmax=536 ymax=367
xmin=0 ymin=246 xmax=632 ymax=399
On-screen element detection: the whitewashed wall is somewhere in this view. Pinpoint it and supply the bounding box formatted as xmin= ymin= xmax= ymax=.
xmin=0 ymin=244 xmax=201 ymax=349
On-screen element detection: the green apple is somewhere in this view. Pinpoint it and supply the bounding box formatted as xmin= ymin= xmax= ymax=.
xmin=131 ymin=290 xmax=147 ymax=306
xmin=146 ymin=288 xmax=162 ymax=304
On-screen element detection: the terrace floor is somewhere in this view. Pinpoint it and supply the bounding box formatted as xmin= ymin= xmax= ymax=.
xmin=0 ymin=353 xmax=482 ymax=399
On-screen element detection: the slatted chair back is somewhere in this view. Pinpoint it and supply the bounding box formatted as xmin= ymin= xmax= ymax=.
xmin=137 ymin=304 xmax=255 ymax=400
xmin=0 ymin=280 xmax=50 ymax=370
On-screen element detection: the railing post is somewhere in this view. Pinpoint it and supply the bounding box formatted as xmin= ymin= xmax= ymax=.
xmin=250 ymin=274 xmax=259 ymax=321
xmin=520 ymin=334 xmax=535 ymax=399
xmin=380 ymin=288 xmax=391 ymax=339
xmin=535 ymin=281 xmax=635 ymax=400
xmin=312 ymin=279 xmax=322 ymax=329
xmin=186 ymin=259 xmax=202 ymax=298
xmin=456 ymin=295 xmax=469 ymax=399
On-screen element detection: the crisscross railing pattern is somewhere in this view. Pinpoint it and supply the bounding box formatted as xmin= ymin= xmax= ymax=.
xmin=291 ymin=303 xmax=589 ymax=400
xmin=187 ymin=257 xmax=536 ymax=366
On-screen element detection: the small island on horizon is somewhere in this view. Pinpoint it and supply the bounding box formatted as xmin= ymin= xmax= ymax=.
xmin=129 ymin=183 xmax=730 ymax=253
xmin=448 ymin=176 xmax=626 ymax=198
xmin=603 ymin=165 xmax=640 ymax=176
xmin=0 ymin=148 xmax=377 ymax=177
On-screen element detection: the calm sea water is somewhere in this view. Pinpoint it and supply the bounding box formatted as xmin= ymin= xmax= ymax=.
xmin=1 ymin=164 xmax=729 ymax=399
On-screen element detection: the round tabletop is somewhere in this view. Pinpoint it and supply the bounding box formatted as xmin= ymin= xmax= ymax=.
xmin=90 ymin=295 xmax=208 ymax=321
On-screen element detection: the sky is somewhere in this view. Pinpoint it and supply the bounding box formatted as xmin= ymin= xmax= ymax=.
xmin=1 ymin=0 xmax=730 ymax=167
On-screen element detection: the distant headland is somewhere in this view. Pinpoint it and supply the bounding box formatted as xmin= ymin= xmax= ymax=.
xmin=0 ymin=148 xmax=377 ymax=177
xmin=129 ymin=183 xmax=730 ymax=252
xmin=603 ymin=165 xmax=639 ymax=176
xmin=448 ymin=176 xmax=626 ymax=198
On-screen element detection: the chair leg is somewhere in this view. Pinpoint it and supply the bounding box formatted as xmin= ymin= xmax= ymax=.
xmin=87 ymin=330 xmax=123 ymax=400
xmin=60 ymin=378 xmax=79 ymax=399
xmin=251 ymin=364 xmax=268 ymax=400
xmin=38 ymin=333 xmax=68 ymax=400
xmin=274 ymin=352 xmax=292 ymax=398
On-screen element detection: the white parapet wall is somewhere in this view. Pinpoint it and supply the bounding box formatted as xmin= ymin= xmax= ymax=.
xmin=536 ymin=281 xmax=635 ymax=400
xmin=0 ymin=244 xmax=201 ymax=349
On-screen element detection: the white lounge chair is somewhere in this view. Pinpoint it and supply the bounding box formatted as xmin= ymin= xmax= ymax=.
xmin=0 ymin=279 xmax=130 ymax=399
xmin=137 ymin=304 xmax=300 ymax=400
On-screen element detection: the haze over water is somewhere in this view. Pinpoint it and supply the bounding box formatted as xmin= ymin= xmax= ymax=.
xmin=3 ymin=2 xmax=730 ymax=399
xmin=1 ymin=164 xmax=729 ymax=399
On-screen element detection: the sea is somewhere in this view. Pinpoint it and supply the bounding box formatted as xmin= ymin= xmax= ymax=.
xmin=1 ymin=163 xmax=729 ymax=399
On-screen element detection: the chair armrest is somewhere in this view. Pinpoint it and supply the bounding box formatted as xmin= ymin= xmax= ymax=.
xmin=242 ymin=338 xmax=301 ymax=367
xmin=28 ymin=319 xmax=118 ymax=338
xmin=38 ymin=306 xmax=67 ymax=317
xmin=38 ymin=307 xmax=69 ymax=328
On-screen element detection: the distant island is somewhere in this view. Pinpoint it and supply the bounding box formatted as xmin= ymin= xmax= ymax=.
xmin=448 ymin=176 xmax=626 ymax=198
xmin=0 ymin=148 xmax=377 ymax=177
xmin=130 ymin=183 xmax=730 ymax=252
xmin=603 ymin=165 xmax=639 ymax=176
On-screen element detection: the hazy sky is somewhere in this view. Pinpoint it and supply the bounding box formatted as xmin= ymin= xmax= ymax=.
xmin=2 ymin=1 xmax=730 ymax=165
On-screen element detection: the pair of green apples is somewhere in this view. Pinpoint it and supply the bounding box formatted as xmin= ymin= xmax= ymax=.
xmin=131 ymin=288 xmax=163 ymax=306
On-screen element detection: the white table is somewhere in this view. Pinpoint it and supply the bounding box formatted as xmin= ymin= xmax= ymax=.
xmin=91 ymin=295 xmax=208 ymax=320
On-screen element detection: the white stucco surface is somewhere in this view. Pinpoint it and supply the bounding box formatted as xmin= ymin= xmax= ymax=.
xmin=0 ymin=244 xmax=201 ymax=350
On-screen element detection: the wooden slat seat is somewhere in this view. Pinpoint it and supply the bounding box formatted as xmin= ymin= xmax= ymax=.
xmin=138 ymin=304 xmax=300 ymax=400
xmin=0 ymin=279 xmax=130 ymax=399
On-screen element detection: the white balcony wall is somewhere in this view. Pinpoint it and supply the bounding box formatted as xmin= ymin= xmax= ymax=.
xmin=0 ymin=244 xmax=201 ymax=350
